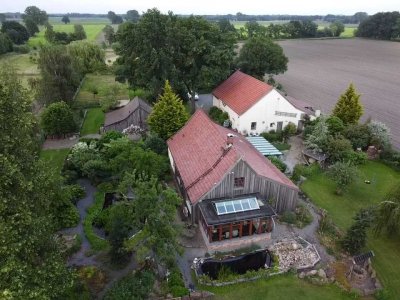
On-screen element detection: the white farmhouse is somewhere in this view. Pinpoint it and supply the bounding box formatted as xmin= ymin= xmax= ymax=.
xmin=212 ymin=70 xmax=319 ymax=135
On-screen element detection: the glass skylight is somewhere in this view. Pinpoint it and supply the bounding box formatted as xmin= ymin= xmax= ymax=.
xmin=215 ymin=197 xmax=260 ymax=215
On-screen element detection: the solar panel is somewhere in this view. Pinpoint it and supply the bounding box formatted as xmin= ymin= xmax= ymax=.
xmin=214 ymin=197 xmax=260 ymax=215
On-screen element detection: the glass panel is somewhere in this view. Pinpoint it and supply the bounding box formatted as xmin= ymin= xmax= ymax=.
xmin=241 ymin=200 xmax=250 ymax=210
xmin=249 ymin=198 xmax=259 ymax=209
xmin=216 ymin=203 xmax=226 ymax=215
xmin=225 ymin=202 xmax=234 ymax=213
xmin=233 ymin=200 xmax=243 ymax=212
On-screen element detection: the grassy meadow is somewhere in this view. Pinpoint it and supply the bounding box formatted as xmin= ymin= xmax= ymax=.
xmin=201 ymin=274 xmax=357 ymax=300
xmin=301 ymin=161 xmax=400 ymax=298
xmin=80 ymin=108 xmax=105 ymax=135
xmin=28 ymin=23 xmax=107 ymax=47
xmin=75 ymin=74 xmax=129 ymax=108
xmin=40 ymin=149 xmax=70 ymax=174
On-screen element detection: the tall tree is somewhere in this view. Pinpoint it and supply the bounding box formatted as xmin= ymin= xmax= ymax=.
xmin=374 ymin=185 xmax=400 ymax=236
xmin=67 ymin=41 xmax=105 ymax=75
xmin=103 ymin=24 xmax=115 ymax=45
xmin=1 ymin=21 xmax=29 ymax=44
xmin=61 ymin=15 xmax=70 ymax=24
xmin=107 ymin=11 xmax=123 ymax=24
xmin=330 ymin=21 xmax=345 ymax=37
xmin=0 ymin=32 xmax=13 ymax=54
xmin=341 ymin=208 xmax=373 ymax=255
xmin=126 ymin=10 xmax=140 ymax=22
xmin=328 ymin=161 xmax=358 ymax=195
xmin=236 ymin=36 xmax=288 ymax=80
xmin=332 ymin=83 xmax=363 ymax=125
xmin=22 ymin=6 xmax=48 ymax=25
xmin=115 ymin=9 xmax=235 ymax=110
xmin=41 ymin=101 xmax=77 ymax=136
xmin=72 ymin=24 xmax=86 ymax=40
xmin=24 ymin=17 xmax=39 ymax=37
xmin=356 ymin=11 xmax=400 ymax=40
xmin=147 ymin=80 xmax=189 ymax=140
xmin=245 ymin=21 xmax=267 ymax=38
xmin=37 ymin=45 xmax=80 ymax=104
xmin=0 ymin=66 xmax=73 ymax=298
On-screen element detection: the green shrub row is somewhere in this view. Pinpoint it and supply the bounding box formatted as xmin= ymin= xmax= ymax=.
xmin=83 ymin=191 xmax=109 ymax=251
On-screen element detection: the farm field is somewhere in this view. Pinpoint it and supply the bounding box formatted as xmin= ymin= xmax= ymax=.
xmin=276 ymin=38 xmax=400 ymax=148
xmin=301 ymin=161 xmax=400 ymax=298
xmin=28 ymin=23 xmax=106 ymax=47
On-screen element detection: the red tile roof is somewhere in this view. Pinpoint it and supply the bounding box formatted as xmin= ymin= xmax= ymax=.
xmin=212 ymin=70 xmax=274 ymax=116
xmin=167 ymin=110 xmax=297 ymax=205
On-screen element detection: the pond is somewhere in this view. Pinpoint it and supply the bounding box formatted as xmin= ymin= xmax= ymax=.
xmin=198 ymin=250 xmax=272 ymax=280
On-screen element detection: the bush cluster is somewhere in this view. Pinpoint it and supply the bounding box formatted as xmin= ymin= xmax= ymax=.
xmin=267 ymin=156 xmax=287 ymax=172
xmin=209 ymin=106 xmax=229 ymax=125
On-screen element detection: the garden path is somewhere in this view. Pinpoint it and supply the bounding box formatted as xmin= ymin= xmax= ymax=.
xmin=60 ymin=179 xmax=99 ymax=266
xmin=60 ymin=179 xmax=138 ymax=297
xmin=282 ymin=135 xmax=304 ymax=172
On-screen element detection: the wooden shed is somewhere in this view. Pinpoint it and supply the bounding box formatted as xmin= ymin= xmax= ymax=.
xmin=101 ymin=97 xmax=152 ymax=133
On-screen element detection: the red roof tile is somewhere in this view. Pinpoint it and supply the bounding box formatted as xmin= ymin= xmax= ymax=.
xmin=212 ymin=70 xmax=273 ymax=116
xmin=167 ymin=110 xmax=297 ymax=204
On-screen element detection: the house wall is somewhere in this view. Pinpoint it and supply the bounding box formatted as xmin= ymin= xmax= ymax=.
xmin=213 ymin=90 xmax=305 ymax=135
xmin=200 ymin=159 xmax=298 ymax=213
xmin=103 ymin=108 xmax=151 ymax=132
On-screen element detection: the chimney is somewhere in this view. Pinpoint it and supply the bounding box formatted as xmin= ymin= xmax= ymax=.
xmin=227 ymin=133 xmax=234 ymax=146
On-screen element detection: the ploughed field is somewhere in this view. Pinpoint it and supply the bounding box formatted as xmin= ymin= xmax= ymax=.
xmin=276 ymin=38 xmax=400 ymax=148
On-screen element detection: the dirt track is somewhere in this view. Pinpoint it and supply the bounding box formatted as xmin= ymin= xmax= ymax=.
xmin=276 ymin=38 xmax=400 ymax=148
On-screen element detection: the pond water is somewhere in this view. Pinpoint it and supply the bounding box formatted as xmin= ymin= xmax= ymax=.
xmin=199 ymin=250 xmax=272 ymax=280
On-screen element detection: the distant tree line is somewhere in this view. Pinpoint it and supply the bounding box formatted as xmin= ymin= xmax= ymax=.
xmin=233 ymin=19 xmax=345 ymax=40
xmin=44 ymin=23 xmax=87 ymax=44
xmin=356 ymin=11 xmax=400 ymax=40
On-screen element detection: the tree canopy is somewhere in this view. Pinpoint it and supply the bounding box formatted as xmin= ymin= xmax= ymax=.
xmin=108 ymin=11 xmax=123 ymax=24
xmin=61 ymin=15 xmax=70 ymax=24
xmin=126 ymin=10 xmax=140 ymax=22
xmin=236 ymin=36 xmax=288 ymax=80
xmin=0 ymin=66 xmax=73 ymax=298
xmin=24 ymin=17 xmax=39 ymax=37
xmin=1 ymin=21 xmax=29 ymax=44
xmin=40 ymin=101 xmax=77 ymax=136
xmin=374 ymin=185 xmax=400 ymax=236
xmin=332 ymin=83 xmax=363 ymax=125
xmin=22 ymin=5 xmax=48 ymax=26
xmin=115 ymin=9 xmax=235 ymax=102
xmin=356 ymin=11 xmax=400 ymax=40
xmin=37 ymin=45 xmax=81 ymax=104
xmin=147 ymin=80 xmax=189 ymax=140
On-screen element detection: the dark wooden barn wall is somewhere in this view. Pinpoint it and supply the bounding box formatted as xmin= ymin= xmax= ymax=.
xmin=201 ymin=159 xmax=297 ymax=213
xmin=104 ymin=107 xmax=150 ymax=132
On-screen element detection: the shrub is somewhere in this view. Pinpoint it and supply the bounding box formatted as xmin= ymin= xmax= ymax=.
xmin=291 ymin=163 xmax=321 ymax=182
xmin=209 ymin=106 xmax=229 ymax=125
xmin=280 ymin=211 xmax=296 ymax=224
xmin=128 ymin=88 xmax=151 ymax=101
xmin=104 ymin=270 xmax=155 ymax=300
xmin=41 ymin=101 xmax=78 ymax=136
xmin=326 ymin=136 xmax=353 ymax=162
xmin=65 ymin=184 xmax=86 ymax=204
xmin=343 ymin=123 xmax=371 ymax=150
xmin=13 ymin=44 xmax=30 ymax=53
xmin=282 ymin=122 xmax=297 ymax=142
xmin=327 ymin=162 xmax=358 ymax=195
xmin=345 ymin=150 xmax=367 ymax=166
xmin=261 ymin=130 xmax=282 ymax=142
xmin=326 ymin=115 xmax=345 ymax=135
xmin=143 ymin=134 xmax=167 ymax=155
xmin=267 ymin=156 xmax=287 ymax=172
xmin=83 ymin=192 xmax=109 ymax=251
xmin=168 ymin=268 xmax=188 ymax=297
xmin=98 ymin=130 xmax=124 ymax=148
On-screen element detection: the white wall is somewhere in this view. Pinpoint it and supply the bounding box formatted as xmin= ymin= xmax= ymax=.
xmin=213 ymin=90 xmax=306 ymax=135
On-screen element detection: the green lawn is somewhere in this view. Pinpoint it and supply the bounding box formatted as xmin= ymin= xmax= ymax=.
xmin=28 ymin=24 xmax=106 ymax=47
xmin=301 ymin=161 xmax=400 ymax=297
xmin=81 ymin=108 xmax=105 ymax=135
xmin=40 ymin=149 xmax=70 ymax=174
xmin=75 ymin=74 xmax=129 ymax=108
xmin=202 ymin=274 xmax=356 ymax=300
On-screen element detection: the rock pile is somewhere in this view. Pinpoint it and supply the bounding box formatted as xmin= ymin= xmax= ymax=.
xmin=270 ymin=238 xmax=320 ymax=271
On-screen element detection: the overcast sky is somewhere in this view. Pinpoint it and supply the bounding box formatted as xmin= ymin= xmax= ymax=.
xmin=1 ymin=0 xmax=399 ymax=15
